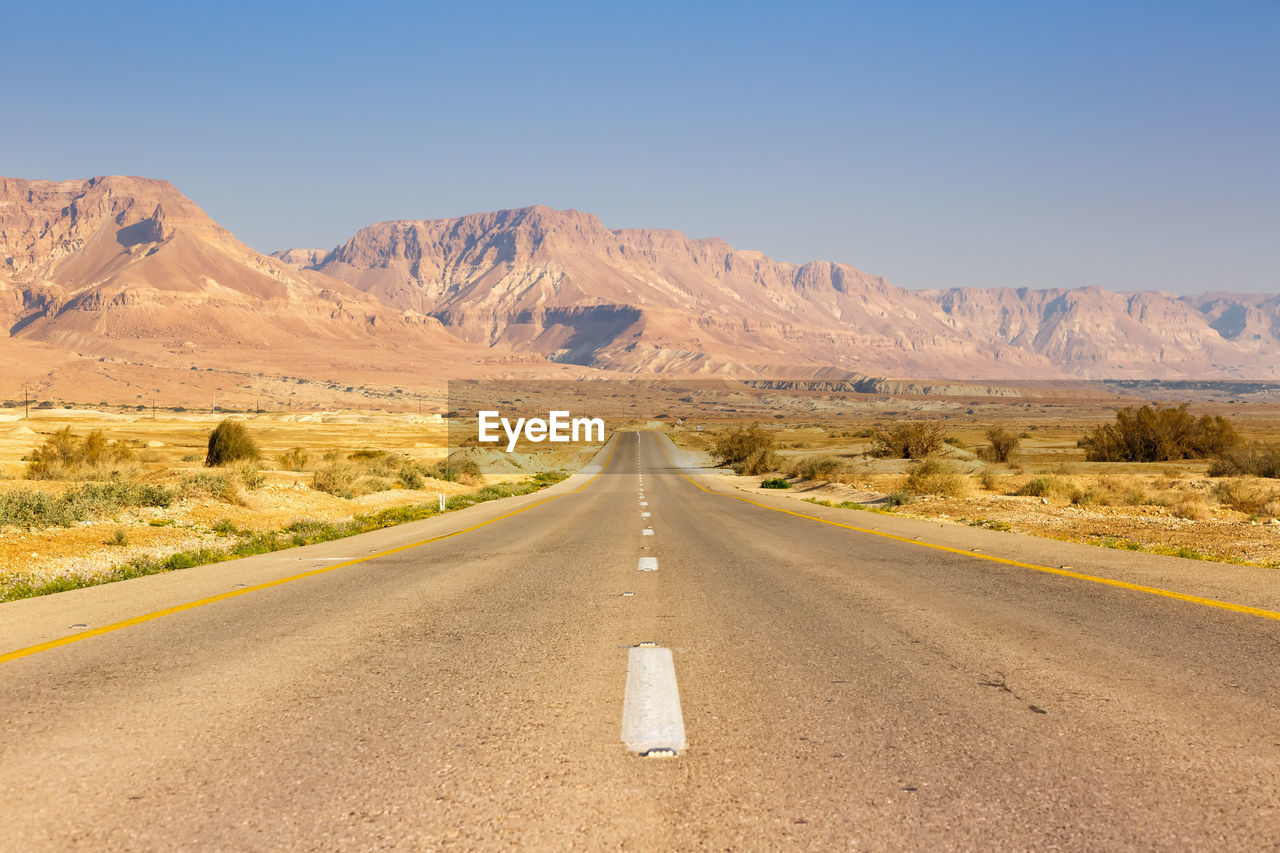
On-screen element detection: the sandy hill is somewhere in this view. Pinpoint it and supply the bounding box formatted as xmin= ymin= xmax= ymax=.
xmin=0 ymin=177 xmax=561 ymax=406
xmin=285 ymin=205 xmax=1280 ymax=379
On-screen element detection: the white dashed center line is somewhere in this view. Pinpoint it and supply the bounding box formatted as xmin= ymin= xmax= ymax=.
xmin=621 ymin=646 xmax=687 ymax=754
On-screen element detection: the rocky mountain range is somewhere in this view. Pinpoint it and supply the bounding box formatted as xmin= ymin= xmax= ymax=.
xmin=280 ymin=205 xmax=1280 ymax=379
xmin=2 ymin=174 xmax=1277 ymax=408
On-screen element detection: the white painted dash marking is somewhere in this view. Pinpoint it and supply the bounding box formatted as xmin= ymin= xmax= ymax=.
xmin=641 ymin=511 xmax=651 ymax=518
xmin=642 ymin=528 xmax=654 ymax=536
xmin=621 ymin=646 xmax=687 ymax=753
xmin=638 ymin=556 xmax=658 ymax=571
xmin=640 ymin=501 xmax=648 ymax=506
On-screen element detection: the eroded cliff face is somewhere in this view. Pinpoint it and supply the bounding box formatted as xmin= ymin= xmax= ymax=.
xmin=295 ymin=207 xmax=1034 ymax=376
xmin=0 ymin=176 xmax=538 ymax=378
xmin=293 ymin=205 xmax=1279 ymax=378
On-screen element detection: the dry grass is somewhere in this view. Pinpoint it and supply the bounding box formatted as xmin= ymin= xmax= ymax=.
xmin=1173 ymin=494 xmax=1212 ymax=521
xmin=0 ymin=408 xmax=599 ymax=601
xmin=1211 ymin=478 xmax=1280 ymax=514
xmin=903 ymin=458 xmax=969 ymax=497
xmin=25 ymin=427 xmax=138 ymax=480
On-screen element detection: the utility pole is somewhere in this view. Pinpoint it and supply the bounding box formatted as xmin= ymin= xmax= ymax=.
xmin=22 ymin=384 xmax=30 ymax=419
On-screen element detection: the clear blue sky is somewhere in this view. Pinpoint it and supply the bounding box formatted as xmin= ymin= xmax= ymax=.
xmin=3 ymin=0 xmax=1276 ymax=293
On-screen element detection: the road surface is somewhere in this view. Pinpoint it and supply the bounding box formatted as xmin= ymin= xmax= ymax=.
xmin=2 ymin=431 xmax=1279 ymax=849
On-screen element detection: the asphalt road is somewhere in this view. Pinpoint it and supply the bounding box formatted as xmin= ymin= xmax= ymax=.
xmin=2 ymin=431 xmax=1279 ymax=850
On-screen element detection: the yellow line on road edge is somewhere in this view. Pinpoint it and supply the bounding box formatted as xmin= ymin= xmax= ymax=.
xmin=0 ymin=436 xmax=621 ymax=666
xmin=657 ymin=435 xmax=1280 ymax=625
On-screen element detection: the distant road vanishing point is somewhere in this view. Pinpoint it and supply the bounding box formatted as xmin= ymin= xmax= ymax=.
xmin=2 ymin=432 xmax=1278 ymax=849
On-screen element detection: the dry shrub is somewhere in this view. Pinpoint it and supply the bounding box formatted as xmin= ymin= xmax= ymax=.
xmin=179 ymin=472 xmax=228 ymax=500
xmin=205 ymin=420 xmax=260 ymax=467
xmin=279 ymin=447 xmax=310 ymax=471
xmin=1211 ymin=478 xmax=1279 ymax=514
xmin=1072 ymin=483 xmax=1119 ymax=507
xmin=1015 ymin=475 xmax=1075 ymax=500
xmin=976 ymin=468 xmax=1003 ymax=491
xmin=430 ymin=458 xmax=482 ymax=484
xmin=1080 ymin=404 xmax=1238 ymax=462
xmin=26 ymin=427 xmax=136 ymax=480
xmin=1173 ymin=495 xmax=1212 ymax=521
xmin=225 ymin=460 xmax=264 ymax=490
xmin=398 ymin=463 xmax=426 ymax=490
xmin=733 ymin=448 xmax=780 ymax=476
xmin=313 ymin=461 xmax=359 ymax=498
xmin=179 ymin=462 xmax=262 ymax=505
xmin=977 ymin=427 xmax=1020 ymax=464
xmin=1259 ymin=500 xmax=1280 ymax=519
xmin=870 ymin=422 xmax=946 ymax=459
xmin=713 ymin=424 xmax=775 ymax=468
xmin=349 ymin=449 xmax=411 ymax=478
xmin=1209 ymin=442 xmax=1280 ymax=478
xmin=787 ymin=455 xmax=845 ymax=481
xmin=1121 ymin=484 xmax=1151 ymax=506
xmin=903 ymin=458 xmax=969 ymax=497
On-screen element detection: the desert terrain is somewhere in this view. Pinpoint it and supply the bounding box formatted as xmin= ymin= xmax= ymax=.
xmin=4 ymin=381 xmax=1278 ymax=604
xmin=0 ymin=408 xmax=596 ymax=601
xmin=664 ymin=390 xmax=1280 ymax=569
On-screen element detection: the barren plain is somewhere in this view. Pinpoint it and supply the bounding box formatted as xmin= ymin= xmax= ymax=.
xmin=0 ymin=408 xmax=594 ymax=600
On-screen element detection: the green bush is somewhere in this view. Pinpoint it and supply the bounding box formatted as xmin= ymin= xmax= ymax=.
xmin=869 ymin=422 xmax=946 ymax=459
xmin=1080 ymin=404 xmax=1238 ymax=462
xmin=205 ymin=420 xmax=260 ymax=467
xmin=0 ymin=490 xmax=79 ymax=528
xmin=0 ymin=481 xmax=173 ymax=529
xmin=71 ymin=481 xmax=173 ymax=513
xmin=761 ymin=477 xmax=791 ymax=489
